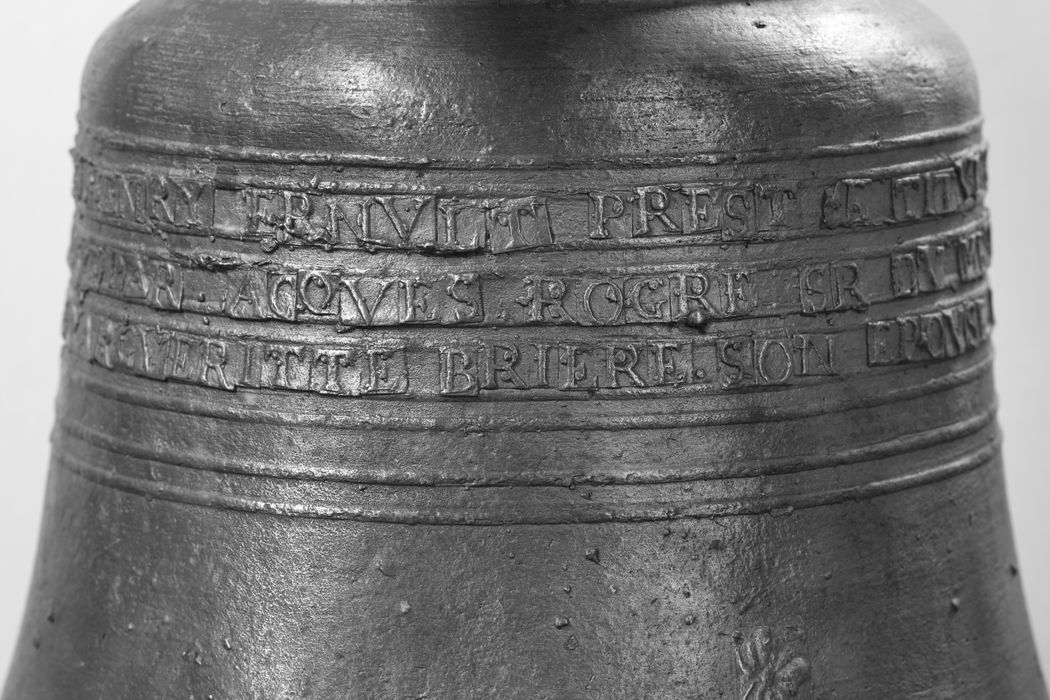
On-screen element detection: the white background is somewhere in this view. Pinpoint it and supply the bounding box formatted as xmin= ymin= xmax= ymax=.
xmin=0 ymin=0 xmax=1046 ymax=683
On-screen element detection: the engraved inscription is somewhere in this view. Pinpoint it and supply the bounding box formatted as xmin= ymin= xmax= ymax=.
xmin=718 ymin=334 xmax=838 ymax=390
xmin=890 ymin=226 xmax=992 ymax=298
xmin=74 ymin=157 xmax=808 ymax=252
xmin=231 ymin=184 xmax=800 ymax=253
xmin=513 ymin=271 xmax=761 ymax=327
xmin=65 ymin=310 xmax=409 ymax=396
xmin=438 ymin=340 xmax=700 ymax=396
xmin=71 ymin=244 xmax=486 ymax=327
xmin=823 ymin=148 xmax=987 ymax=228
xmin=64 ymin=293 xmax=992 ymax=397
xmin=797 ymin=262 xmax=869 ymax=315
xmin=866 ymin=291 xmax=993 ymax=366
xmin=70 ymin=244 xmax=186 ymax=311
xmin=75 ymin=147 xmax=989 ymax=254
xmin=593 ymin=183 xmax=799 ymax=242
xmin=242 ymin=190 xmax=556 ymax=254
xmin=74 ymin=163 xmax=215 ymax=228
xmin=76 ymin=236 xmax=1003 ymax=329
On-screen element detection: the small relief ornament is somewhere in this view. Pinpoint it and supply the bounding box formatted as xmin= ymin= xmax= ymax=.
xmin=734 ymin=627 xmax=811 ymax=700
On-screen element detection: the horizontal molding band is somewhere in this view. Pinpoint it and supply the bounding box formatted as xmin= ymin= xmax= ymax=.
xmin=81 ymin=140 xmax=989 ymax=198
xmin=54 ymin=431 xmax=1000 ymax=525
xmin=80 ymin=118 xmax=984 ymax=170
xmin=74 ymin=207 xmax=991 ymax=269
xmin=56 ymin=400 xmax=998 ymax=486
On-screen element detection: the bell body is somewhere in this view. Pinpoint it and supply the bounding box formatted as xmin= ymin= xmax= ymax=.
xmin=5 ymin=0 xmax=1046 ymax=697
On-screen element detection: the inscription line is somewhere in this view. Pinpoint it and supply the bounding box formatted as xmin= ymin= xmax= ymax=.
xmin=64 ymin=350 xmax=993 ymax=429
xmin=73 ymin=144 xmax=987 ymax=255
xmin=68 ymin=226 xmax=992 ymax=332
xmin=73 ymin=199 xmax=987 ymax=257
xmin=63 ymin=283 xmax=994 ymax=400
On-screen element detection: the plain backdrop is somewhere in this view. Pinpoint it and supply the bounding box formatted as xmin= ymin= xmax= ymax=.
xmin=0 ymin=0 xmax=1046 ymax=684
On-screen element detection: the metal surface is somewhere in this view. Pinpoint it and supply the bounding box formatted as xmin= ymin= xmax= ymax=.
xmin=3 ymin=0 xmax=1047 ymax=697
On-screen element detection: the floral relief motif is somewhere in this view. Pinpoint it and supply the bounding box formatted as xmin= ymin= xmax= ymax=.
xmin=734 ymin=626 xmax=812 ymax=700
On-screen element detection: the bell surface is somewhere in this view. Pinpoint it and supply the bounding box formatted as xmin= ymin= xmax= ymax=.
xmin=4 ymin=0 xmax=1047 ymax=697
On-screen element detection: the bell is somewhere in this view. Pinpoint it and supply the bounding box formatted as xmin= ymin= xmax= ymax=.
xmin=4 ymin=0 xmax=1046 ymax=697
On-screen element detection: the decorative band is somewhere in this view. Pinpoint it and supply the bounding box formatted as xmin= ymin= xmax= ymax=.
xmin=54 ymin=430 xmax=1000 ymax=525
xmin=56 ymin=398 xmax=998 ymax=486
xmin=62 ymin=286 xmax=994 ymax=400
xmin=63 ymin=349 xmax=994 ymax=432
xmin=79 ymin=118 xmax=984 ymax=170
xmin=69 ymin=219 xmax=991 ymax=331
xmin=71 ymin=142 xmax=988 ymax=256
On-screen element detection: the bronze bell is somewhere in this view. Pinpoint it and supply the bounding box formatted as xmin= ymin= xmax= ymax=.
xmin=4 ymin=0 xmax=1046 ymax=697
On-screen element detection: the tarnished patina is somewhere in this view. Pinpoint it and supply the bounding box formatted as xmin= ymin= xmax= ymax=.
xmin=4 ymin=0 xmax=1046 ymax=697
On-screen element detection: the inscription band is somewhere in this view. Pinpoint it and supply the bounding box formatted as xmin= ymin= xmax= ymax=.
xmin=74 ymin=144 xmax=987 ymax=255
xmin=64 ymin=288 xmax=994 ymax=399
xmin=69 ymin=221 xmax=991 ymax=330
xmin=65 ymin=348 xmax=994 ymax=431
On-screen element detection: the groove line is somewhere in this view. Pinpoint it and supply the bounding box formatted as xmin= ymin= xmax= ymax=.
xmin=63 ymin=350 xmax=995 ymax=431
xmin=55 ymin=439 xmax=999 ymax=525
xmin=80 ymin=119 xmax=984 ymax=170
xmin=56 ymin=404 xmax=999 ymax=486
